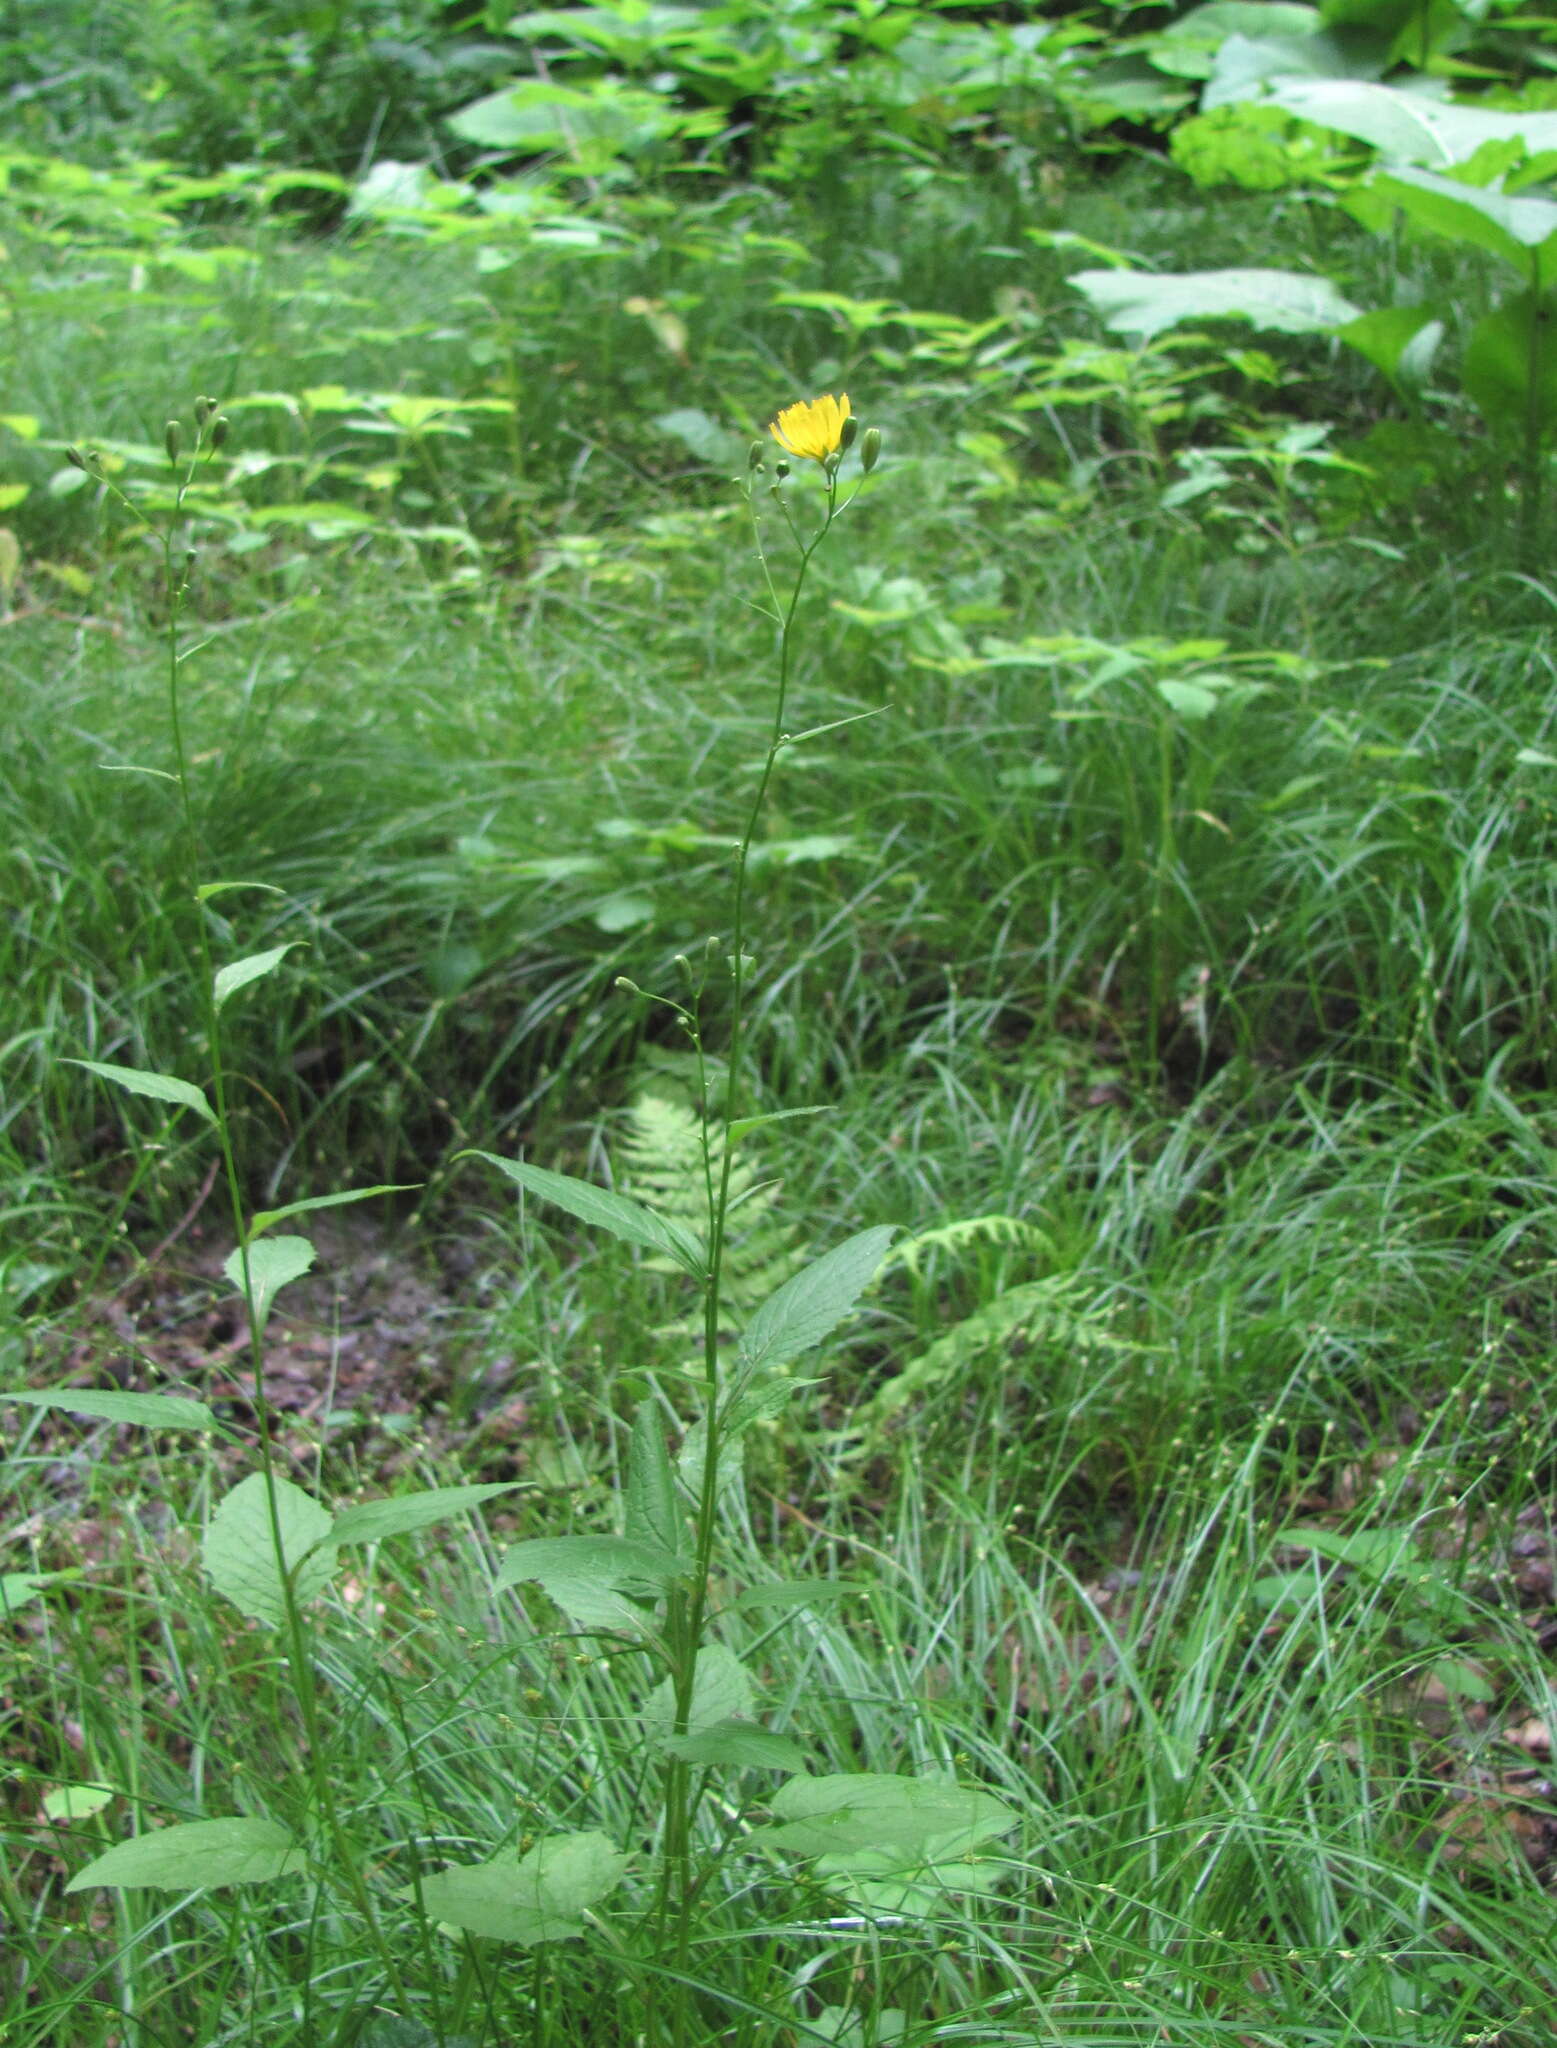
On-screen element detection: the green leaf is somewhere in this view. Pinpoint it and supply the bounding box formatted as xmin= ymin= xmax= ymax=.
xmin=246 ymin=1184 xmax=420 ymax=1239
xmin=1339 ymin=305 xmax=1444 ymax=388
xmin=624 ymin=1403 xmax=684 ymax=1557
xmin=1463 ymin=291 xmax=1557 ymax=439
xmin=65 ymin=1059 xmax=214 ymax=1126
xmin=662 ymin=1721 xmax=807 ymax=1772
xmin=1156 ymin=679 xmax=1219 ymax=720
xmin=495 ymin=1535 xmax=687 ymax=1631
xmin=739 ymin=1227 xmax=895 ymax=1377
xmin=201 ymin=1473 xmax=337 ymax=1625
xmin=643 ymin=1644 xmax=754 ymax=1742
xmin=66 ymin=1817 xmax=302 ymax=1893
xmin=330 ymin=1483 xmax=520 ymax=1546
xmin=758 ymin=1773 xmax=1015 ymax=1864
xmin=212 ymin=943 xmax=301 ymax=1013
xmin=460 ymin=1154 xmax=706 ymax=1278
xmin=1268 ymin=79 xmax=1557 ymax=167
xmin=43 ymin=1783 xmax=116 ymax=1821
xmin=732 ymin=1578 xmax=865 ymax=1615
xmin=2 ymin=1569 xmax=69 ymax=1612
xmin=419 ymin=1831 xmax=628 ymax=1945
xmin=2 ymin=1388 xmax=216 ymax=1429
xmin=358 ymin=2022 xmax=475 ymax=2048
xmin=194 ymin=880 xmax=286 ymax=902
xmin=1072 ymin=266 xmax=1361 ymax=339
xmin=1371 ymin=167 xmax=1557 ymax=278
xmin=222 ymin=1236 xmax=315 ymax=1335
xmin=726 ymin=1106 xmax=828 ymax=1144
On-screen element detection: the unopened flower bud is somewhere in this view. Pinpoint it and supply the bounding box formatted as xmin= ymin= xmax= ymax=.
xmin=774 ymin=458 xmax=790 ymax=480
xmin=860 ymin=427 xmax=881 ymax=474
xmin=839 ymin=414 xmax=859 ymax=453
xmin=748 ymin=440 xmax=766 ymax=470
xmin=194 ymin=396 xmax=214 ymax=426
xmin=614 ymin=976 xmax=642 ymax=995
xmin=66 ymin=446 xmax=88 ymax=471
xmin=164 ymin=420 xmax=181 ymax=465
xmin=210 ymin=415 xmax=231 ymax=452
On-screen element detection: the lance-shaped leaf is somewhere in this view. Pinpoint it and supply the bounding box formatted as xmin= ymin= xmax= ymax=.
xmin=3 ymin=1387 xmax=216 ymax=1430
xmin=624 ymin=1402 xmax=684 ymax=1557
xmin=419 ymin=1831 xmax=628 ymax=1945
xmin=66 ymin=1817 xmax=302 ymax=1893
xmin=330 ymin=1483 xmax=520 ymax=1546
xmin=246 ymin=1183 xmax=419 ymax=1240
xmin=64 ymin=1058 xmax=213 ymax=1126
xmin=202 ymin=1472 xmax=337 ymax=1624
xmin=495 ymin=1535 xmax=687 ymax=1631
xmin=738 ymin=1226 xmax=895 ymax=1377
xmin=213 ymin=943 xmax=301 ymax=1013
xmin=460 ymin=1153 xmax=705 ymax=1278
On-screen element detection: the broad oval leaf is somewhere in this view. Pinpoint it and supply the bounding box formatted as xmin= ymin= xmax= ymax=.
xmin=760 ymin=1773 xmax=1015 ymax=1864
xmin=460 ymin=1153 xmax=705 ymax=1277
xmin=66 ymin=1816 xmax=301 ymax=1893
xmin=643 ymin=1643 xmax=753 ymax=1741
xmin=222 ymin=1235 xmax=315 ymax=1335
xmin=202 ymin=1472 xmax=337 ymax=1625
xmin=419 ymin=1831 xmax=628 ymax=1945
xmin=1072 ymin=265 xmax=1360 ymax=339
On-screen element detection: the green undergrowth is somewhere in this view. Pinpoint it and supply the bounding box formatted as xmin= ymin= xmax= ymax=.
xmin=8 ymin=4 xmax=1557 ymax=2040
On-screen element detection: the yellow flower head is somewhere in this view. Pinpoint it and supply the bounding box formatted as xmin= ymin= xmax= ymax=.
xmin=769 ymin=392 xmax=852 ymax=465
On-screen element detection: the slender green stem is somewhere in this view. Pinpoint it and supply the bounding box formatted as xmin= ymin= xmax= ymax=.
xmin=107 ymin=430 xmax=412 ymax=2024
xmin=1521 ymin=249 xmax=1545 ymax=576
xmin=658 ymin=460 xmax=842 ymax=2035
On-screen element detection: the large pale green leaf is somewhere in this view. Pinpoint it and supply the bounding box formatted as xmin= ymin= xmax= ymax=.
xmin=495 ymin=1535 xmax=687 ymax=1631
xmin=330 ymin=1483 xmax=521 ymax=1546
xmin=1267 ymin=80 xmax=1557 ymax=166
xmin=201 ymin=1473 xmax=337 ymax=1625
xmin=1371 ymin=166 xmax=1557 ymax=277
xmin=222 ymin=1235 xmax=315 ymax=1335
xmin=66 ymin=1817 xmax=301 ymax=1893
xmin=3 ymin=1387 xmax=215 ymax=1429
xmin=65 ymin=1059 xmax=213 ymax=1126
xmin=460 ymin=1154 xmax=705 ymax=1278
xmin=739 ymin=1227 xmax=895 ymax=1378
xmin=419 ymin=1831 xmax=627 ymax=1944
xmin=1073 ymin=266 xmax=1360 ymax=339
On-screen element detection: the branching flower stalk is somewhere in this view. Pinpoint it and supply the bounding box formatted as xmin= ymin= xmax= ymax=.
xmin=75 ymin=417 xmax=413 ymax=2017
xmin=653 ymin=394 xmax=880 ymax=2011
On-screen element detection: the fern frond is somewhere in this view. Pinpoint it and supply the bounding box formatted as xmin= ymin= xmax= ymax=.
xmin=880 ymin=1213 xmax=1055 ymax=1281
xmin=618 ymin=1090 xmax=802 ymax=1328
